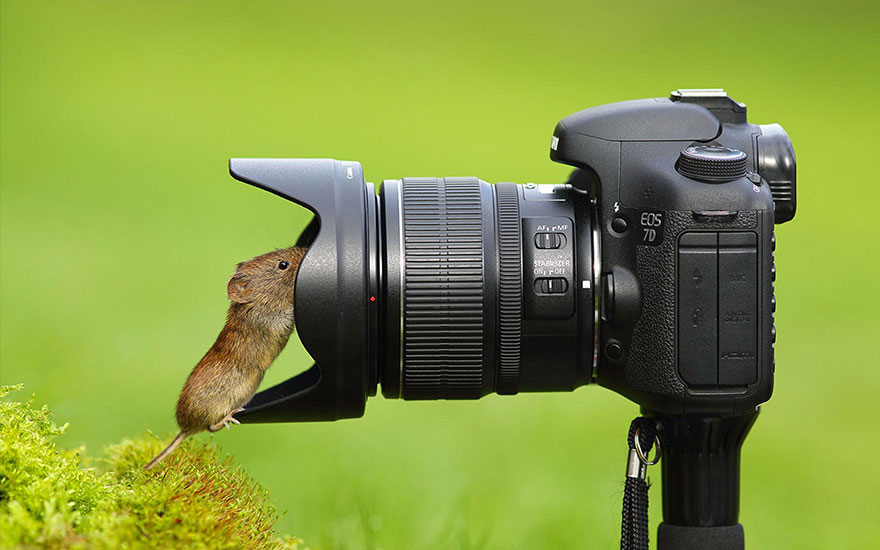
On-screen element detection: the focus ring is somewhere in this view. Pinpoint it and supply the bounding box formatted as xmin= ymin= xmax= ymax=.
xmin=495 ymin=183 xmax=522 ymax=394
xmin=401 ymin=177 xmax=485 ymax=399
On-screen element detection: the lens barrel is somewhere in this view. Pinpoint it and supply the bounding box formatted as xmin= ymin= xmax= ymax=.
xmin=229 ymin=159 xmax=594 ymax=416
xmin=378 ymin=178 xmax=593 ymax=400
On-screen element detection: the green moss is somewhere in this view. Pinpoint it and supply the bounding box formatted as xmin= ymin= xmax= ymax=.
xmin=0 ymin=385 xmax=306 ymax=550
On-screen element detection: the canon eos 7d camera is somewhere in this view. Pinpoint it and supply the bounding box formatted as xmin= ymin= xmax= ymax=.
xmin=229 ymin=89 xmax=796 ymax=549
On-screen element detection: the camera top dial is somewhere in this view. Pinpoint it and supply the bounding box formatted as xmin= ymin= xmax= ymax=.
xmin=676 ymin=145 xmax=748 ymax=183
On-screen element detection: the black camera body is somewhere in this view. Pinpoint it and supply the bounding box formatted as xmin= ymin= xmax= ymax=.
xmin=553 ymin=89 xmax=794 ymax=417
xmin=228 ymin=89 xmax=796 ymax=548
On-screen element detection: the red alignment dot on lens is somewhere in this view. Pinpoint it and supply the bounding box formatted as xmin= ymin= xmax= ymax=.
xmin=370 ymin=296 xmax=376 ymax=302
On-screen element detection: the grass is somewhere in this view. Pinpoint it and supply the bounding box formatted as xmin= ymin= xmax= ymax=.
xmin=0 ymin=385 xmax=305 ymax=550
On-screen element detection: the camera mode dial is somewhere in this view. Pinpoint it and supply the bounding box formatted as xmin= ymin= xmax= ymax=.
xmin=677 ymin=145 xmax=747 ymax=183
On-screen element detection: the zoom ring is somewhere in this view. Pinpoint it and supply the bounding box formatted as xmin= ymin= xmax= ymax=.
xmin=401 ymin=177 xmax=485 ymax=399
xmin=495 ymin=183 xmax=523 ymax=394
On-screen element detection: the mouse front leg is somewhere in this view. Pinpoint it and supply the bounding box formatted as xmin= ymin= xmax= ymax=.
xmin=208 ymin=408 xmax=245 ymax=432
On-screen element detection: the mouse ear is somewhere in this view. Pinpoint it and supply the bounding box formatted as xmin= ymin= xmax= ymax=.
xmin=227 ymin=274 xmax=253 ymax=304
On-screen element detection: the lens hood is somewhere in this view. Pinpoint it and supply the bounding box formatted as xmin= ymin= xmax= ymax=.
xmin=229 ymin=158 xmax=377 ymax=422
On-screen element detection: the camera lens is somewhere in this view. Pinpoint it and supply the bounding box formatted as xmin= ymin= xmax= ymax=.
xmin=376 ymin=178 xmax=596 ymax=400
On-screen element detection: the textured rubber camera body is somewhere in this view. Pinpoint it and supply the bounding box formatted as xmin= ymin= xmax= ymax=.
xmin=552 ymin=90 xmax=794 ymax=416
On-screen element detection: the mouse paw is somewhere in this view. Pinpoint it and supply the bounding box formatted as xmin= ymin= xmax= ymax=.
xmin=208 ymin=409 xmax=245 ymax=432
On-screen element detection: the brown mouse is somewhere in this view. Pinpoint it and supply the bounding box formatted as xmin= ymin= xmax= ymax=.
xmin=145 ymin=246 xmax=307 ymax=470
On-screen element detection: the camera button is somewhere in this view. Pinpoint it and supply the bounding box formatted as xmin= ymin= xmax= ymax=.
xmin=605 ymin=341 xmax=624 ymax=361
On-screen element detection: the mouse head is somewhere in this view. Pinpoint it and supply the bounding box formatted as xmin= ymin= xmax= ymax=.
xmin=227 ymin=247 xmax=306 ymax=314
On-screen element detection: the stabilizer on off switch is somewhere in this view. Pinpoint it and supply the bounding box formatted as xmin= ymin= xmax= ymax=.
xmin=535 ymin=277 xmax=568 ymax=294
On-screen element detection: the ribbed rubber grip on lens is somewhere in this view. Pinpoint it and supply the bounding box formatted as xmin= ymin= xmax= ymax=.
xmin=495 ymin=183 xmax=522 ymax=394
xmin=401 ymin=177 xmax=485 ymax=399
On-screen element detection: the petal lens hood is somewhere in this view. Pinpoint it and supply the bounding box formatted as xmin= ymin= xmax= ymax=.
xmin=229 ymin=158 xmax=378 ymax=422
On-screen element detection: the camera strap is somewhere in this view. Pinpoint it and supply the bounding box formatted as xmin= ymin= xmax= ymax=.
xmin=620 ymin=417 xmax=660 ymax=550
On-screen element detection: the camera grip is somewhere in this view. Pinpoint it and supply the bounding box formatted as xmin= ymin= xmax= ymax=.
xmin=620 ymin=210 xmax=761 ymax=414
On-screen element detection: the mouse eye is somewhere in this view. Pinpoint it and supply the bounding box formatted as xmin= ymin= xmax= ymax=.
xmin=278 ymin=260 xmax=290 ymax=270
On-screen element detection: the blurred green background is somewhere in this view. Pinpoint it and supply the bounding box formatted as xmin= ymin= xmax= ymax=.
xmin=2 ymin=0 xmax=879 ymax=548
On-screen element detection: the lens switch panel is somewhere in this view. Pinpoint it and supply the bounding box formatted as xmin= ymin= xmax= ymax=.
xmin=523 ymin=217 xmax=574 ymax=319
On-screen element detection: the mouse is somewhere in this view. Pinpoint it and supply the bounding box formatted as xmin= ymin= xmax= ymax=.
xmin=145 ymin=246 xmax=307 ymax=470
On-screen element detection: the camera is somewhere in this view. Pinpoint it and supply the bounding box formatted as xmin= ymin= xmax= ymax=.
xmin=229 ymin=89 xmax=796 ymax=547
xmin=229 ymin=88 xmax=795 ymax=419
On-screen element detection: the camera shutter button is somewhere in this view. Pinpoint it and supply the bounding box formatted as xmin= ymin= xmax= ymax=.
xmin=677 ymin=145 xmax=748 ymax=183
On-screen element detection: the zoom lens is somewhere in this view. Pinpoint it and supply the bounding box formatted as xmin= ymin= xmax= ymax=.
xmin=377 ymin=178 xmax=595 ymax=399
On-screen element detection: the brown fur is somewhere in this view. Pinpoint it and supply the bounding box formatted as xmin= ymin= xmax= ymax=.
xmin=145 ymin=246 xmax=306 ymax=470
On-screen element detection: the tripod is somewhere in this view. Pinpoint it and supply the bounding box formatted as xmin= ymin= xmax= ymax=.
xmin=650 ymin=411 xmax=758 ymax=550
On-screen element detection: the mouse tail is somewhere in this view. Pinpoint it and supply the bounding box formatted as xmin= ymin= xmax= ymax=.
xmin=144 ymin=432 xmax=187 ymax=470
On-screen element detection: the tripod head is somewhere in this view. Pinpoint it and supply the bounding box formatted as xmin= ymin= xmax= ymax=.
xmin=653 ymin=412 xmax=757 ymax=550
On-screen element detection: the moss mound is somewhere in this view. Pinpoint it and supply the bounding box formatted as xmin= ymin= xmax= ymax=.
xmin=0 ymin=385 xmax=306 ymax=550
